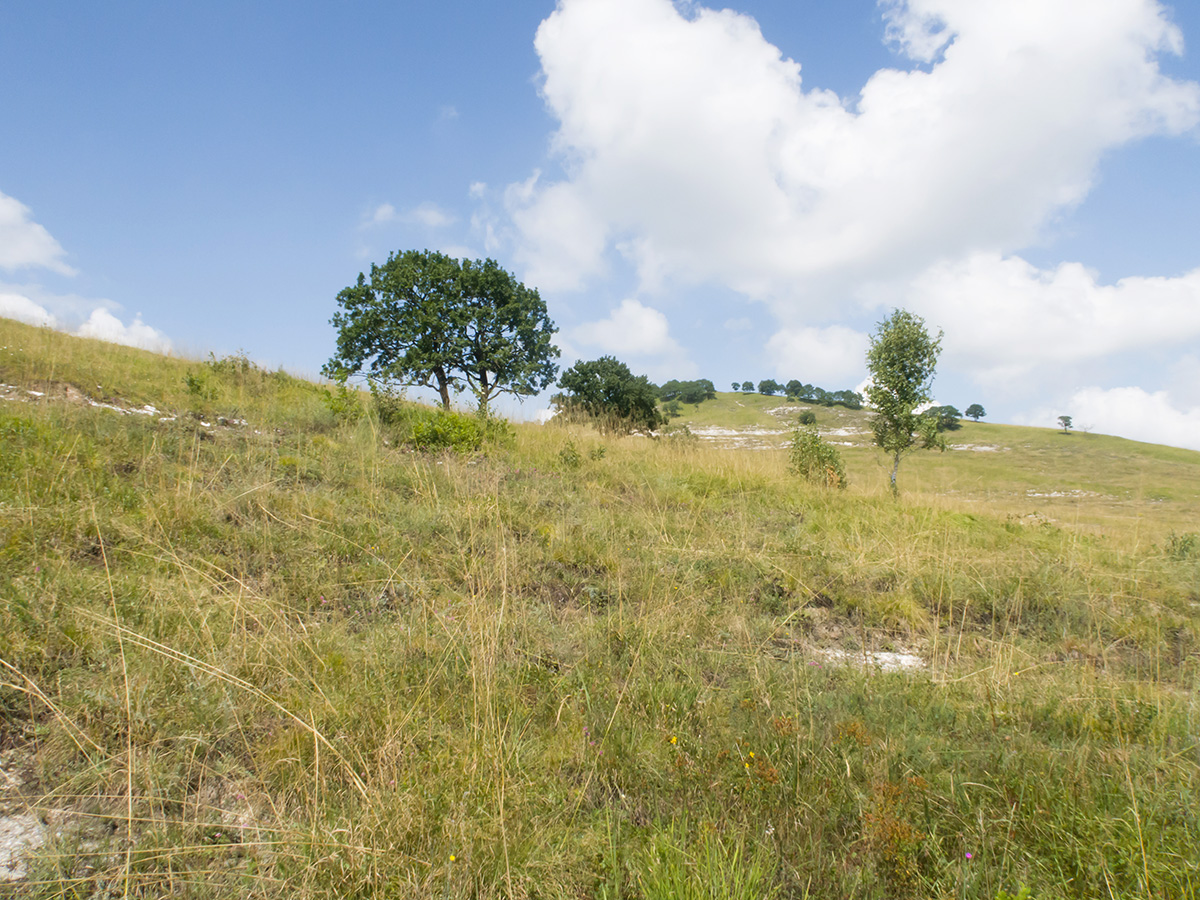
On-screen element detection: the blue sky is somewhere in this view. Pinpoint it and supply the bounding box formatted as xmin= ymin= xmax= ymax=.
xmin=3 ymin=0 xmax=1200 ymax=448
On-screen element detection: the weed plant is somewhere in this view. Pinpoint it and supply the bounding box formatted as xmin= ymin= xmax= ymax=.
xmin=1 ymin=318 xmax=1198 ymax=898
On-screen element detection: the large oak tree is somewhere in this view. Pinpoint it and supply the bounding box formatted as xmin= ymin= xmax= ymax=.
xmin=323 ymin=250 xmax=558 ymax=414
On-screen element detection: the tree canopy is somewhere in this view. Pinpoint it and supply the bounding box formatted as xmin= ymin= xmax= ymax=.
xmin=926 ymin=404 xmax=962 ymax=432
xmin=657 ymin=379 xmax=716 ymax=405
xmin=553 ymin=356 xmax=664 ymax=434
xmin=965 ymin=403 xmax=986 ymax=421
xmin=323 ymin=250 xmax=559 ymax=414
xmin=866 ymin=309 xmax=944 ymax=496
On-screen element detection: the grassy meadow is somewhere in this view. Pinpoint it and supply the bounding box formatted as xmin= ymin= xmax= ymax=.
xmin=1 ymin=316 xmax=1199 ymax=898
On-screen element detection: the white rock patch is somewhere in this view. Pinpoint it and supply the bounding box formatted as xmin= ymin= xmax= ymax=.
xmin=0 ymin=813 xmax=46 ymax=882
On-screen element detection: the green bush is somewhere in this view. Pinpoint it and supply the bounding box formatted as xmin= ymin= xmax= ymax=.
xmin=798 ymin=410 xmax=817 ymax=425
xmin=789 ymin=425 xmax=847 ymax=489
xmin=321 ymin=382 xmax=363 ymax=423
xmin=366 ymin=383 xmax=511 ymax=452
xmin=558 ymin=440 xmax=582 ymax=469
xmin=368 ymin=381 xmax=409 ymax=425
xmin=409 ymin=409 xmax=489 ymax=452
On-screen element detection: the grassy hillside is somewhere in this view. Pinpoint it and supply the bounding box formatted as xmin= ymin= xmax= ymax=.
xmin=1 ymin=316 xmax=1198 ymax=899
xmin=674 ymin=392 xmax=1200 ymax=539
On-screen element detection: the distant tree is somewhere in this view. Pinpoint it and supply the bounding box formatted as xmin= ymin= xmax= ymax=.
xmin=965 ymin=403 xmax=985 ymax=421
xmin=324 ymin=250 xmax=559 ymax=414
xmin=731 ymin=382 xmax=740 ymax=392
xmin=554 ymin=356 xmax=664 ymax=434
xmin=663 ymin=398 xmax=683 ymax=419
xmin=831 ymin=389 xmax=864 ymax=410
xmin=1058 ymin=415 xmax=1073 ymax=434
xmin=926 ymin=404 xmax=961 ymax=432
xmin=741 ymin=381 xmax=754 ymax=392
xmin=758 ymin=379 xmax=782 ymax=396
xmin=866 ymin=309 xmax=944 ymax=497
xmin=798 ymin=410 xmax=817 ymax=425
xmin=785 ymin=379 xmax=805 ymax=400
xmin=658 ymin=379 xmax=716 ymax=405
xmin=812 ymin=387 xmax=833 ymax=407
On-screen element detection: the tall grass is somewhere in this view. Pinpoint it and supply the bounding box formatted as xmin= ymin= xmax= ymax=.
xmin=1 ymin=317 xmax=1198 ymax=898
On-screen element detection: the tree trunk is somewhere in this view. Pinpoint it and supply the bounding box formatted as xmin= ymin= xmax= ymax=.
xmin=434 ymin=367 xmax=451 ymax=410
xmin=890 ymin=451 xmax=901 ymax=499
xmin=477 ymin=371 xmax=492 ymax=418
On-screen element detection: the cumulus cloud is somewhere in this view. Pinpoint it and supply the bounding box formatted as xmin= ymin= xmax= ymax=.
xmin=0 ymin=293 xmax=58 ymax=327
xmin=76 ymin=309 xmax=173 ymax=354
xmin=0 ymin=191 xmax=74 ymax=274
xmin=902 ymin=253 xmax=1200 ymax=384
xmin=571 ymin=298 xmax=694 ymax=379
xmin=1020 ymin=386 xmax=1200 ymax=451
xmin=766 ymin=325 xmax=869 ymax=387
xmin=509 ymin=0 xmax=1198 ymax=306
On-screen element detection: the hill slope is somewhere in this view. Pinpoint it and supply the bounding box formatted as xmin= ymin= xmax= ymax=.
xmin=671 ymin=390 xmax=1200 ymax=539
xmin=1 ymin=317 xmax=1198 ymax=899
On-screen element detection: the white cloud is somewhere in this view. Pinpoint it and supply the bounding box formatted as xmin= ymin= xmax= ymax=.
xmin=1020 ymin=386 xmax=1200 ymax=451
xmin=363 ymin=201 xmax=456 ymax=229
xmin=723 ymin=316 xmax=753 ymax=331
xmin=76 ymin=309 xmax=173 ymax=354
xmin=574 ymin=298 xmax=680 ymax=356
xmin=766 ymin=325 xmax=869 ymax=387
xmin=572 ymin=298 xmax=695 ymax=379
xmin=408 ymin=202 xmax=456 ymax=229
xmin=365 ymin=203 xmax=398 ymax=226
xmin=509 ymin=0 xmax=1198 ymax=306
xmin=0 ymin=293 xmax=58 ymax=327
xmin=902 ymin=252 xmax=1200 ymax=384
xmin=0 ymin=191 xmax=74 ymax=275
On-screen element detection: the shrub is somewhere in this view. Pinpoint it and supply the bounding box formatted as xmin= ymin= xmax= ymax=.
xmin=558 ymin=440 xmax=582 ymax=469
xmin=321 ymin=382 xmax=363 ymax=423
xmin=369 ymin=381 xmax=409 ymax=425
xmin=368 ymin=383 xmax=510 ymax=452
xmin=798 ymin=410 xmax=817 ymax=425
xmin=409 ymin=409 xmax=488 ymax=452
xmin=789 ymin=425 xmax=847 ymax=489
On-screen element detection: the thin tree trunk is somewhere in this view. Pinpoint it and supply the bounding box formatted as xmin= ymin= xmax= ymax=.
xmin=477 ymin=371 xmax=492 ymax=418
xmin=890 ymin=451 xmax=901 ymax=499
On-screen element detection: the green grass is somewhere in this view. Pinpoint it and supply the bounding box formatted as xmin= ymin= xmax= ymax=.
xmin=1 ymin=317 xmax=1198 ymax=899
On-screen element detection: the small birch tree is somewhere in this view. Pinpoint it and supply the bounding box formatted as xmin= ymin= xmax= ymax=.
xmin=865 ymin=309 xmax=944 ymax=497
